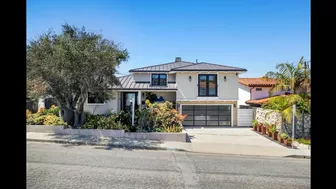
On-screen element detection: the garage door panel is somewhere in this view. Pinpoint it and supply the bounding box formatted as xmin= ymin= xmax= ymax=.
xmin=219 ymin=121 xmax=231 ymax=126
xmin=207 ymin=110 xmax=219 ymax=115
xmin=182 ymin=105 xmax=232 ymax=127
xmin=183 ymin=106 xmax=194 ymax=110
xmin=207 ymin=116 xmax=219 ymax=120
xmin=219 ymin=111 xmax=231 ymax=116
xmin=195 ymin=121 xmax=206 ymax=125
xmin=219 ymin=115 xmax=231 ymax=120
xmin=183 ymin=121 xmax=194 ymax=126
xmin=219 ymin=106 xmax=230 ymax=110
xmin=206 ymin=106 xmax=219 ymax=110
xmin=194 ymin=105 xmax=206 ymax=110
xmin=184 ymin=116 xmax=194 ymax=121
xmin=195 ymin=116 xmax=206 ymax=120
xmin=207 ymin=121 xmax=219 ymax=125
xmin=183 ymin=110 xmax=194 ymax=115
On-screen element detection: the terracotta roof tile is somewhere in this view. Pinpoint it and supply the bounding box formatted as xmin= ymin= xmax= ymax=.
xmin=245 ymin=94 xmax=291 ymax=106
xmin=239 ymin=78 xmax=277 ymax=87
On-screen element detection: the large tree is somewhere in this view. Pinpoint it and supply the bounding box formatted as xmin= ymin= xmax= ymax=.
xmin=264 ymin=56 xmax=310 ymax=94
xmin=27 ymin=24 xmax=129 ymax=127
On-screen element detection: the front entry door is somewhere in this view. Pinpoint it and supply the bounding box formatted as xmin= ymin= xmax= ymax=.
xmin=123 ymin=92 xmax=138 ymax=113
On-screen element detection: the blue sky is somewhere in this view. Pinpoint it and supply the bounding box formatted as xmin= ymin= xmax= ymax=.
xmin=27 ymin=0 xmax=310 ymax=77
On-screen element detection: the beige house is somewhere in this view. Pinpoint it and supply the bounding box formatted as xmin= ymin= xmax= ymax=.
xmin=83 ymin=57 xmax=247 ymax=127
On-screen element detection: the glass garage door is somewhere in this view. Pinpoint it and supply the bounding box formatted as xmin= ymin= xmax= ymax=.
xmin=182 ymin=105 xmax=231 ymax=126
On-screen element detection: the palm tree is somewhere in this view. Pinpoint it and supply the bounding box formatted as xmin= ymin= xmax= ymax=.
xmin=264 ymin=56 xmax=310 ymax=94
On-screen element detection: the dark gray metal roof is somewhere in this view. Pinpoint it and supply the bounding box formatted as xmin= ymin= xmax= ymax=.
xmin=171 ymin=62 xmax=247 ymax=72
xmin=111 ymin=75 xmax=177 ymax=90
xmin=129 ymin=61 xmax=195 ymax=72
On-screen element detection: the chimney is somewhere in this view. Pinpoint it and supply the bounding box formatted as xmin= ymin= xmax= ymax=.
xmin=175 ymin=57 xmax=182 ymax=62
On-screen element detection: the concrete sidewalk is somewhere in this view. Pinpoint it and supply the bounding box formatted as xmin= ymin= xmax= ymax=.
xmin=26 ymin=132 xmax=310 ymax=158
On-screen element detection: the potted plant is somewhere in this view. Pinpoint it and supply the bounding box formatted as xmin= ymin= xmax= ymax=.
xmin=277 ymin=132 xmax=283 ymax=143
xmin=269 ymin=125 xmax=277 ymax=139
xmin=279 ymin=133 xmax=289 ymax=144
xmin=257 ymin=122 xmax=263 ymax=132
xmin=283 ymin=135 xmax=292 ymax=146
xmin=252 ymin=120 xmax=258 ymax=131
xmin=262 ymin=122 xmax=267 ymax=135
xmin=266 ymin=124 xmax=273 ymax=137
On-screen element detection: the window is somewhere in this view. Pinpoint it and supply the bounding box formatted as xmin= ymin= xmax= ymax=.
xmin=151 ymin=74 xmax=167 ymax=86
xmin=198 ymin=74 xmax=217 ymax=96
xmin=88 ymin=92 xmax=105 ymax=104
xmin=256 ymin=88 xmax=262 ymax=91
xmin=239 ymin=105 xmax=253 ymax=109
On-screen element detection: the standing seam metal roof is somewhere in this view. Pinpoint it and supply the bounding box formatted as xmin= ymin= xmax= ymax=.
xmin=129 ymin=61 xmax=195 ymax=72
xmin=111 ymin=75 xmax=177 ymax=90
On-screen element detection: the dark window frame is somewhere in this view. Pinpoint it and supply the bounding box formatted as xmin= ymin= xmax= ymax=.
xmin=151 ymin=73 xmax=167 ymax=86
xmin=256 ymin=88 xmax=263 ymax=91
xmin=198 ymin=74 xmax=218 ymax=96
xmin=87 ymin=92 xmax=105 ymax=104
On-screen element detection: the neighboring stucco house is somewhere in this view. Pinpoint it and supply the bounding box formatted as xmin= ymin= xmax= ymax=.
xmin=238 ymin=78 xmax=310 ymax=107
xmin=84 ymin=57 xmax=247 ymax=127
xmin=238 ymin=78 xmax=293 ymax=107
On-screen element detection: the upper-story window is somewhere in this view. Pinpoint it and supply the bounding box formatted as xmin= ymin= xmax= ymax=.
xmin=151 ymin=74 xmax=167 ymax=86
xmin=198 ymin=74 xmax=217 ymax=96
xmin=256 ymin=88 xmax=262 ymax=91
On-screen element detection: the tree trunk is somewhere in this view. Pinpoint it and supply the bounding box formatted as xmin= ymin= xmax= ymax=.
xmin=60 ymin=106 xmax=74 ymax=126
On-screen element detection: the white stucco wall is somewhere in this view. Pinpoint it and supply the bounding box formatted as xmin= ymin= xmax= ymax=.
xmin=251 ymin=87 xmax=270 ymax=100
xmin=168 ymin=74 xmax=176 ymax=82
xmin=132 ymin=73 xmax=175 ymax=83
xmin=132 ymin=73 xmax=150 ymax=82
xmin=176 ymin=72 xmax=239 ymax=101
xmin=238 ymin=83 xmax=250 ymax=106
xmin=251 ymin=87 xmax=288 ymax=100
xmin=84 ymin=91 xmax=120 ymax=115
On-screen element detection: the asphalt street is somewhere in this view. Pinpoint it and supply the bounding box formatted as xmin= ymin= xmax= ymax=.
xmin=27 ymin=141 xmax=310 ymax=189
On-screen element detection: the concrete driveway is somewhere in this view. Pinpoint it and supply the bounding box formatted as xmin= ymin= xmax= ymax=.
xmin=183 ymin=127 xmax=286 ymax=149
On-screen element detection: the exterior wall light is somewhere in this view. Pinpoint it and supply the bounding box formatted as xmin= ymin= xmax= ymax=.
xmin=189 ymin=76 xmax=192 ymax=81
xmin=224 ymin=76 xmax=227 ymax=82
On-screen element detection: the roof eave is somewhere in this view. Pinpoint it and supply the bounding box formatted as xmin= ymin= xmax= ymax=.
xmin=248 ymin=84 xmax=275 ymax=87
xmin=171 ymin=69 xmax=247 ymax=72
xmin=110 ymin=88 xmax=178 ymax=91
xmin=129 ymin=70 xmax=170 ymax=73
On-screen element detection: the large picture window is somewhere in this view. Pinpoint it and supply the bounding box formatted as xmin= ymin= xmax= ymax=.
xmin=151 ymin=74 xmax=167 ymax=86
xmin=198 ymin=74 xmax=217 ymax=96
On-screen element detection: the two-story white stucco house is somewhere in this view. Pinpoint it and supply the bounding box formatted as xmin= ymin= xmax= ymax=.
xmin=84 ymin=57 xmax=247 ymax=127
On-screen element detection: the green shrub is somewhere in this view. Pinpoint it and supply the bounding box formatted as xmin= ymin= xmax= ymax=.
xmin=294 ymin=138 xmax=310 ymax=145
xmin=145 ymin=100 xmax=186 ymax=133
xmin=83 ymin=114 xmax=124 ymax=130
xmin=135 ymin=108 xmax=152 ymax=132
xmin=43 ymin=114 xmax=67 ymax=126
xmin=26 ymin=112 xmax=66 ymax=126
xmin=115 ymin=111 xmax=135 ymax=132
xmin=280 ymin=133 xmax=288 ymax=139
xmin=26 ymin=113 xmax=47 ymax=125
xmin=44 ymin=105 xmax=60 ymax=116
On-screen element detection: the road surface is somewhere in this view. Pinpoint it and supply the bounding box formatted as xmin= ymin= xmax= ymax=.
xmin=27 ymin=141 xmax=310 ymax=189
